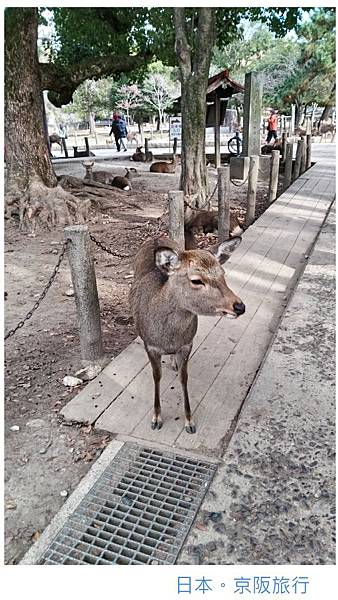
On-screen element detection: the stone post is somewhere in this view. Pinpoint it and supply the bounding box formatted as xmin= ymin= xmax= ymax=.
xmin=217 ymin=166 xmax=230 ymax=242
xmin=245 ymin=155 xmax=259 ymax=227
xmin=268 ymin=150 xmax=280 ymax=204
xmin=243 ymin=72 xmax=262 ymax=157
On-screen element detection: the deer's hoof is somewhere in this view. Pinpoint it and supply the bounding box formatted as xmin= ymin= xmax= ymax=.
xmin=185 ymin=422 xmax=196 ymax=434
xmin=151 ymin=417 xmax=163 ymax=430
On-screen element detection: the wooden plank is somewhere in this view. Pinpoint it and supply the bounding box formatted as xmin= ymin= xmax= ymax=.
xmin=61 ymin=373 xmax=124 ymax=424
xmin=175 ymin=301 xmax=279 ymax=452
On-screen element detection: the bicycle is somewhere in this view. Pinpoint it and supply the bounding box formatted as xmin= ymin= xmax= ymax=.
xmin=227 ymin=130 xmax=243 ymax=156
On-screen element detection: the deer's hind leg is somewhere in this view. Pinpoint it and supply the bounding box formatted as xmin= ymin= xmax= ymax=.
xmin=146 ymin=347 xmax=163 ymax=430
xmin=175 ymin=344 xmax=195 ymax=434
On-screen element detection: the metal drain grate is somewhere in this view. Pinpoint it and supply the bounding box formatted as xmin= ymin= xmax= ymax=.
xmin=40 ymin=443 xmax=216 ymax=565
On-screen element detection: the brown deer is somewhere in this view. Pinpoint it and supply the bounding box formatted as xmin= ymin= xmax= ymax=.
xmin=131 ymin=146 xmax=146 ymax=162
xmin=184 ymin=209 xmax=243 ymax=249
xmin=150 ymin=154 xmax=177 ymax=173
xmin=82 ymin=160 xmax=114 ymax=185
xmin=261 ymin=137 xmax=283 ymax=155
xmin=112 ymin=168 xmax=137 ymax=191
xmin=130 ymin=236 xmax=245 ymax=433
xmin=131 ymin=146 xmax=153 ymax=162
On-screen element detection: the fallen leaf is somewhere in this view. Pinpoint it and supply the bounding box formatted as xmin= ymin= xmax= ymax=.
xmin=32 ymin=530 xmax=41 ymax=542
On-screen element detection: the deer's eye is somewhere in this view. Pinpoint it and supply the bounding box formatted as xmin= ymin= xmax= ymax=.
xmin=191 ymin=278 xmax=205 ymax=287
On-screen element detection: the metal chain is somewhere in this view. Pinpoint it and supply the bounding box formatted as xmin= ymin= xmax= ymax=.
xmin=184 ymin=180 xmax=219 ymax=212
xmin=89 ymin=234 xmax=132 ymax=258
xmin=5 ymin=240 xmax=69 ymax=341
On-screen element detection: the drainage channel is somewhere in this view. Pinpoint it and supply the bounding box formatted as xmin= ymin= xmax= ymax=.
xmin=39 ymin=443 xmax=216 ymax=565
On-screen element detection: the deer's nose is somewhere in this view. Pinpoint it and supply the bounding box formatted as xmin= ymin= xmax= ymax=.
xmin=233 ymin=301 xmax=245 ymax=316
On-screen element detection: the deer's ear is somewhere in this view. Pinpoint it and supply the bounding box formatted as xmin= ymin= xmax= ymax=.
xmin=155 ymin=248 xmax=181 ymax=275
xmin=210 ymin=236 xmax=242 ymax=264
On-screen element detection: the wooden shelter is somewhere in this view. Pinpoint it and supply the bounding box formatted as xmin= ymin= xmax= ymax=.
xmin=173 ymin=69 xmax=244 ymax=167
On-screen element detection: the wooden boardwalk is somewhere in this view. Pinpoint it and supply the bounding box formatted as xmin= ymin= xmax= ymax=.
xmin=61 ymin=160 xmax=336 ymax=459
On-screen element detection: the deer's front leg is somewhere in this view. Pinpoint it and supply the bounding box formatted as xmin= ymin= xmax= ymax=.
xmin=146 ymin=347 xmax=163 ymax=430
xmin=176 ymin=344 xmax=195 ymax=434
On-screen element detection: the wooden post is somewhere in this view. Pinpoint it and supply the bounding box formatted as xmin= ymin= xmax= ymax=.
xmin=284 ymin=142 xmax=293 ymax=190
xmin=168 ymin=191 xmax=185 ymax=250
xmin=293 ymin=138 xmax=304 ymax=180
xmin=268 ymin=150 xmax=280 ymax=204
xmin=214 ymin=92 xmax=221 ymax=168
xmin=300 ymin=136 xmax=307 ymax=174
xmin=84 ymin=136 xmax=89 ymax=155
xmin=64 ymin=225 xmax=104 ymax=365
xmin=281 ymin=132 xmax=287 ymax=162
xmin=245 ymin=155 xmax=259 ymax=227
xmin=306 ymin=133 xmax=312 ymax=170
xmin=144 ymin=138 xmax=149 ymax=154
xmin=217 ymin=166 xmax=230 ymax=242
xmin=61 ymin=138 xmax=68 ymax=158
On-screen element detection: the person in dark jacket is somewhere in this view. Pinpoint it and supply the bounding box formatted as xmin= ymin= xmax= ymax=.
xmin=116 ymin=114 xmax=128 ymax=152
xmin=109 ymin=113 xmax=121 ymax=151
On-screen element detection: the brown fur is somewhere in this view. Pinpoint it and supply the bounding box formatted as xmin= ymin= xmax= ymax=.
xmin=184 ymin=209 xmax=243 ymax=249
xmin=111 ymin=168 xmax=137 ymax=191
xmin=82 ymin=161 xmax=114 ymax=185
xmin=130 ymin=236 xmax=245 ymax=433
xmin=150 ymin=155 xmax=177 ymax=173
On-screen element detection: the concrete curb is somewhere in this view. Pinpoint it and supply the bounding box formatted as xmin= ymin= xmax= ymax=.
xmin=20 ymin=440 xmax=124 ymax=565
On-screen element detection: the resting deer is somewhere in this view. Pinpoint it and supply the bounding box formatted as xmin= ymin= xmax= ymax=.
xmin=184 ymin=209 xmax=243 ymax=249
xmin=131 ymin=146 xmax=153 ymax=162
xmin=82 ymin=160 xmax=114 ymax=185
xmin=112 ymin=168 xmax=137 ymax=191
xmin=150 ymin=154 xmax=177 ymax=173
xmin=130 ymin=236 xmax=245 ymax=433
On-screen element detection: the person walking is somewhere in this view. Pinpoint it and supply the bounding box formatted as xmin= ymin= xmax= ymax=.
xmin=266 ymin=109 xmax=278 ymax=143
xmin=117 ymin=114 xmax=128 ymax=152
xmin=109 ymin=113 xmax=121 ymax=151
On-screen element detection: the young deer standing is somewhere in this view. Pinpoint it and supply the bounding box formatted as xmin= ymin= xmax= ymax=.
xmin=130 ymin=236 xmax=245 ymax=433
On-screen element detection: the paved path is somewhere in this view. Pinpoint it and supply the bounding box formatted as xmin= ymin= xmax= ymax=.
xmin=61 ymin=148 xmax=335 ymax=462
xmin=179 ymin=201 xmax=335 ymax=565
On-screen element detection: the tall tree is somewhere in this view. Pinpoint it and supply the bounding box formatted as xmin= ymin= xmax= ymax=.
xmin=5 ymin=6 xmax=308 ymax=226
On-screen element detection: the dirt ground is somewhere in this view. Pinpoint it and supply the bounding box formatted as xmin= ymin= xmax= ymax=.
xmin=4 ymin=155 xmax=284 ymax=563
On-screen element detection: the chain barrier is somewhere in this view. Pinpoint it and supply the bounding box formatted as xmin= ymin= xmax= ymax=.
xmin=184 ymin=180 xmax=219 ymax=212
xmin=5 ymin=240 xmax=69 ymax=341
xmin=89 ymin=234 xmax=132 ymax=259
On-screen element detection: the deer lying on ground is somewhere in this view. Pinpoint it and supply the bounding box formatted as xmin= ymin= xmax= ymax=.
xmin=261 ymin=138 xmax=283 ymax=155
xmin=184 ymin=209 xmax=243 ymax=249
xmin=131 ymin=146 xmax=153 ymax=162
xmin=150 ymin=154 xmax=177 ymax=173
xmin=82 ymin=160 xmax=114 ymax=185
xmin=130 ymin=236 xmax=245 ymax=433
xmin=112 ymin=168 xmax=137 ymax=191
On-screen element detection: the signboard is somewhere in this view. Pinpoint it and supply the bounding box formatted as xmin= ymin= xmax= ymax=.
xmin=169 ymin=116 xmax=182 ymax=140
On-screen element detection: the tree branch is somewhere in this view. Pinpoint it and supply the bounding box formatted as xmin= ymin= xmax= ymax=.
xmin=174 ymin=8 xmax=191 ymax=81
xmin=40 ymin=52 xmax=151 ymax=107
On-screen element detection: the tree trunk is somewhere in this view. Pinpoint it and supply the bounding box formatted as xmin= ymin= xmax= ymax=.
xmin=319 ymin=105 xmax=332 ymax=124
xmin=89 ymin=112 xmax=96 ymax=134
xmin=5 ymin=8 xmax=57 ymax=193
xmin=180 ymin=78 xmax=208 ymax=207
xmin=4 ymin=8 xmax=90 ymax=230
xmin=174 ymin=8 xmax=215 ymax=207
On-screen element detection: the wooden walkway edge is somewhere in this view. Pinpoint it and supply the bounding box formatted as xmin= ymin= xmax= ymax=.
xmin=61 ymin=160 xmax=336 ymax=459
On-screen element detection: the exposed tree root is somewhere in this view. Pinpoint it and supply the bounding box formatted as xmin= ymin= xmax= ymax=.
xmin=5 ymin=175 xmax=142 ymax=232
